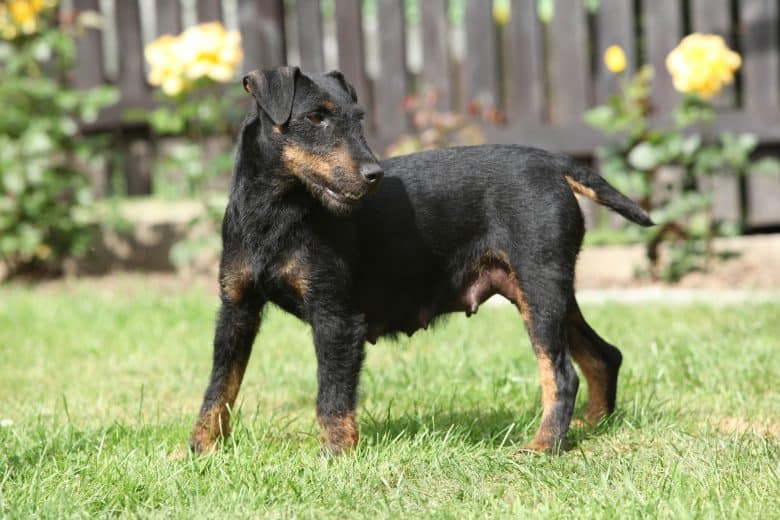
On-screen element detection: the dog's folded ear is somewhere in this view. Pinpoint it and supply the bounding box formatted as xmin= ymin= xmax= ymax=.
xmin=243 ymin=66 xmax=300 ymax=125
xmin=325 ymin=70 xmax=358 ymax=103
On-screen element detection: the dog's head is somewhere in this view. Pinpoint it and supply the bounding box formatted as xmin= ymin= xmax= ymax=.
xmin=243 ymin=66 xmax=383 ymax=214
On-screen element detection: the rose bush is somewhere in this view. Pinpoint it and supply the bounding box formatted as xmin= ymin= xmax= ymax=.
xmin=586 ymin=35 xmax=778 ymax=281
xmin=0 ymin=1 xmax=118 ymax=278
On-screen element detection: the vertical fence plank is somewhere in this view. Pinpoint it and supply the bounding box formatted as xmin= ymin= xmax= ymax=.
xmin=374 ymin=0 xmax=407 ymax=141
xmin=549 ymin=0 xmax=590 ymax=122
xmin=115 ymin=0 xmax=149 ymax=105
xmin=741 ymin=0 xmax=780 ymax=226
xmin=334 ymin=0 xmax=369 ymax=104
xmin=746 ymin=154 xmax=780 ymax=226
xmin=463 ymin=0 xmax=498 ymax=110
xmin=156 ymin=0 xmax=182 ymax=36
xmin=643 ymin=0 xmax=682 ymax=114
xmin=741 ymin=0 xmax=779 ymax=112
xmin=238 ymin=0 xmax=286 ymax=70
xmin=72 ymin=0 xmax=105 ymax=89
xmin=595 ymin=0 xmax=635 ymax=103
xmin=115 ymin=0 xmax=152 ymax=194
xmin=506 ymin=0 xmax=543 ymax=123
xmin=690 ymin=0 xmax=732 ymax=39
xmin=197 ymin=0 xmax=222 ymax=22
xmin=691 ymin=0 xmax=735 ymax=108
xmin=420 ymin=0 xmax=449 ymax=108
xmin=297 ymin=0 xmax=324 ymax=72
xmin=691 ymin=0 xmax=739 ymax=221
xmin=72 ymin=0 xmax=109 ymax=195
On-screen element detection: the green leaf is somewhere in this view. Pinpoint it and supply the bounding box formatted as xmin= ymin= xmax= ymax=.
xmin=627 ymin=142 xmax=660 ymax=171
xmin=751 ymin=157 xmax=780 ymax=176
xmin=681 ymin=134 xmax=702 ymax=160
xmin=2 ymin=169 xmax=26 ymax=195
xmin=583 ymin=106 xmax=615 ymax=132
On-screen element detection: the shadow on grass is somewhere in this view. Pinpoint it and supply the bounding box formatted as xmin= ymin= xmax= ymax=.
xmin=357 ymin=392 xmax=672 ymax=452
xmin=360 ymin=405 xmax=536 ymax=448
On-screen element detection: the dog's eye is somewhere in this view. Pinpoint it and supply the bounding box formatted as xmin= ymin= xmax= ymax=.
xmin=305 ymin=113 xmax=324 ymax=126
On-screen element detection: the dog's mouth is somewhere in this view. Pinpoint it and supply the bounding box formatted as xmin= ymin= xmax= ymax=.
xmin=323 ymin=185 xmax=362 ymax=204
xmin=300 ymin=175 xmax=366 ymax=213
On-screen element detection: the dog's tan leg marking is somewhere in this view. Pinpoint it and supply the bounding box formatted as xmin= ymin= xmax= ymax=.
xmin=569 ymin=312 xmax=612 ymax=424
xmin=190 ymin=363 xmax=246 ymax=452
xmin=318 ymin=411 xmax=359 ymax=455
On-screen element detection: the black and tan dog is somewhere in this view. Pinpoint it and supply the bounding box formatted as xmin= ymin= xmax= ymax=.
xmin=190 ymin=66 xmax=653 ymax=455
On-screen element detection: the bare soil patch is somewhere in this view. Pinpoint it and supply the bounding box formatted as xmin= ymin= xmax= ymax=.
xmin=576 ymin=234 xmax=780 ymax=290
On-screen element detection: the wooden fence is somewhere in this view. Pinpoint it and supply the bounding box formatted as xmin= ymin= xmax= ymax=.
xmin=70 ymin=0 xmax=780 ymax=227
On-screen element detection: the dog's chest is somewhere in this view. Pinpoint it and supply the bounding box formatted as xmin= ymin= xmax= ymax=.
xmin=263 ymin=249 xmax=311 ymax=314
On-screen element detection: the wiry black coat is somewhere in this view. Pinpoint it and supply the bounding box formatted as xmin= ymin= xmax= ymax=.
xmin=190 ymin=66 xmax=653 ymax=455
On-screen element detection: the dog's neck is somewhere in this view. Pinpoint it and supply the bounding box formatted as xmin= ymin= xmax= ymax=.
xmin=228 ymin=112 xmax=312 ymax=274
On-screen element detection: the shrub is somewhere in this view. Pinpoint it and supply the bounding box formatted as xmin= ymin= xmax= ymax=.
xmin=585 ymin=35 xmax=779 ymax=281
xmin=0 ymin=2 xmax=117 ymax=277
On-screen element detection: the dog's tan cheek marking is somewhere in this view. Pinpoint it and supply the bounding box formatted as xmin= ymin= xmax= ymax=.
xmin=272 ymin=125 xmax=282 ymax=134
xmin=317 ymin=411 xmax=359 ymax=454
xmin=282 ymin=144 xmax=334 ymax=183
xmin=330 ymin=146 xmax=358 ymax=172
xmin=565 ymin=175 xmax=599 ymax=203
xmin=220 ymin=262 xmax=252 ymax=304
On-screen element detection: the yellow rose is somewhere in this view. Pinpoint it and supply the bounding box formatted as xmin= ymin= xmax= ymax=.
xmin=9 ymin=1 xmax=36 ymax=26
xmin=604 ymin=45 xmax=627 ymax=73
xmin=1 ymin=0 xmax=56 ymax=39
xmin=145 ymin=34 xmax=190 ymax=96
xmin=179 ymin=22 xmax=242 ymax=83
xmin=666 ymin=33 xmax=741 ymax=99
xmin=145 ymin=21 xmax=243 ymax=96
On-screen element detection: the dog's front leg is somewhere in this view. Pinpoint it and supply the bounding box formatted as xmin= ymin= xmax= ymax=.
xmin=311 ymin=309 xmax=367 ymax=456
xmin=190 ymin=295 xmax=264 ymax=453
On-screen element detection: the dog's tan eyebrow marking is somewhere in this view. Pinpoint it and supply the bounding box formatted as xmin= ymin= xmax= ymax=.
xmin=320 ymin=100 xmax=336 ymax=112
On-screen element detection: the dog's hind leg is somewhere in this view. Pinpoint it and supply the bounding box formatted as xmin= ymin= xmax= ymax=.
xmin=311 ymin=306 xmax=367 ymax=456
xmin=510 ymin=273 xmax=580 ymax=453
xmin=190 ymin=268 xmax=264 ymax=453
xmin=568 ymin=300 xmax=622 ymax=424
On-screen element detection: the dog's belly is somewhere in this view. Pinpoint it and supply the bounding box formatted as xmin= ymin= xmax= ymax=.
xmin=361 ymin=257 xmax=520 ymax=344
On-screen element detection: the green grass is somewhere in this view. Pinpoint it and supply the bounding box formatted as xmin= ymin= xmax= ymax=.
xmin=1 ymin=278 xmax=778 ymax=517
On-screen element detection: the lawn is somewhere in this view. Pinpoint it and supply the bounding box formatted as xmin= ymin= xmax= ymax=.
xmin=1 ymin=277 xmax=778 ymax=517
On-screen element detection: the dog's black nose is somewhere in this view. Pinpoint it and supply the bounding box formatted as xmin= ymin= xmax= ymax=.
xmin=360 ymin=163 xmax=384 ymax=185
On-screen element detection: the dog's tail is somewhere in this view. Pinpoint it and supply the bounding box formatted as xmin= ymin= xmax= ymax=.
xmin=565 ymin=163 xmax=654 ymax=227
